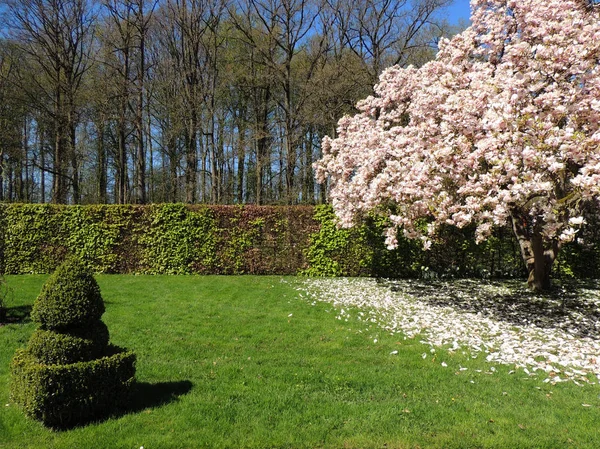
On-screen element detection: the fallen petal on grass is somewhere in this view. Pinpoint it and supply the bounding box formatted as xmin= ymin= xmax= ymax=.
xmin=298 ymin=278 xmax=600 ymax=384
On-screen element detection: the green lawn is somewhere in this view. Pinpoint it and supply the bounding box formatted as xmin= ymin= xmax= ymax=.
xmin=1 ymin=275 xmax=599 ymax=449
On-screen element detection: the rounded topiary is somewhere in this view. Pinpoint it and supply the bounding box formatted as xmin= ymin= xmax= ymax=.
xmin=31 ymin=258 xmax=105 ymax=329
xmin=11 ymin=257 xmax=136 ymax=428
xmin=27 ymin=322 xmax=110 ymax=365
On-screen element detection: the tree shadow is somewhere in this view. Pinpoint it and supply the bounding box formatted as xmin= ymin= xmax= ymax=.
xmin=0 ymin=305 xmax=32 ymax=325
xmin=380 ymin=278 xmax=600 ymax=339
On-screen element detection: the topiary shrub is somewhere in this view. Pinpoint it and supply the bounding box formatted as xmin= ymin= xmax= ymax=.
xmin=10 ymin=258 xmax=136 ymax=428
xmin=26 ymin=322 xmax=110 ymax=365
xmin=30 ymin=260 xmax=105 ymax=329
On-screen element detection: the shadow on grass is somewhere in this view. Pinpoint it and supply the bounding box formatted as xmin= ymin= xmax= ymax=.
xmin=381 ymin=278 xmax=600 ymax=339
xmin=0 ymin=305 xmax=32 ymax=325
xmin=53 ymin=380 xmax=194 ymax=431
xmin=127 ymin=380 xmax=194 ymax=413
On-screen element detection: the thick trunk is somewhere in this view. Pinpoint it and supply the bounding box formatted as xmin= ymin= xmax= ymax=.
xmin=510 ymin=209 xmax=560 ymax=291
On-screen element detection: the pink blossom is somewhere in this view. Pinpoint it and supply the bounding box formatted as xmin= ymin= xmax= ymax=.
xmin=315 ymin=0 xmax=600 ymax=254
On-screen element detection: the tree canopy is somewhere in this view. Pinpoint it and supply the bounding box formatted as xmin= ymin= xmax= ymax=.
xmin=0 ymin=0 xmax=456 ymax=205
xmin=316 ymin=0 xmax=600 ymax=290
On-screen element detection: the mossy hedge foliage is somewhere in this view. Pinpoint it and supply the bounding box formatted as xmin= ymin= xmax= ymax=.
xmin=10 ymin=258 xmax=136 ymax=428
xmin=0 ymin=203 xmax=596 ymax=279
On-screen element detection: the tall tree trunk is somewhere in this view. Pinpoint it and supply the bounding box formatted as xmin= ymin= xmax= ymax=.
xmin=303 ymin=131 xmax=315 ymax=203
xmin=117 ymin=113 xmax=127 ymax=204
xmin=68 ymin=108 xmax=80 ymax=204
xmin=147 ymin=97 xmax=153 ymax=203
xmin=39 ymin=125 xmax=45 ymax=203
xmin=135 ymin=96 xmax=146 ymax=204
xmin=168 ymin=136 xmax=178 ymax=202
xmin=97 ymin=120 xmax=107 ymax=203
xmin=53 ymin=85 xmax=68 ymax=204
xmin=255 ymin=86 xmax=270 ymax=205
xmin=185 ymin=115 xmax=198 ymax=204
xmin=236 ymin=117 xmax=245 ymax=204
xmin=22 ymin=118 xmax=29 ymax=201
xmin=510 ymin=208 xmax=560 ymax=291
xmin=135 ymin=5 xmax=147 ymax=205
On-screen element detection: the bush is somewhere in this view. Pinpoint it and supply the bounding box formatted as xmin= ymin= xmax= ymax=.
xmin=10 ymin=346 xmax=136 ymax=428
xmin=10 ymin=258 xmax=136 ymax=428
xmin=27 ymin=322 xmax=110 ymax=365
xmin=30 ymin=258 xmax=104 ymax=329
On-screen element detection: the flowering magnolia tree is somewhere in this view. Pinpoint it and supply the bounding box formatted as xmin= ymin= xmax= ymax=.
xmin=316 ymin=0 xmax=600 ymax=291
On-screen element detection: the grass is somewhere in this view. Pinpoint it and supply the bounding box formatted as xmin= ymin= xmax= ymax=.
xmin=0 ymin=275 xmax=599 ymax=449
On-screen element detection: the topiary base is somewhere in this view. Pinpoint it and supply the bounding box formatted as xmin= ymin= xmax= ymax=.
xmin=10 ymin=345 xmax=136 ymax=428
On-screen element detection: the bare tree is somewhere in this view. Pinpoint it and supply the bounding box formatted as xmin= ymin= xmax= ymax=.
xmin=2 ymin=0 xmax=95 ymax=203
xmin=328 ymin=0 xmax=452 ymax=87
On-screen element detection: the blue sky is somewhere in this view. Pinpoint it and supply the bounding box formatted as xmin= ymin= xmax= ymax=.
xmin=444 ymin=0 xmax=472 ymax=25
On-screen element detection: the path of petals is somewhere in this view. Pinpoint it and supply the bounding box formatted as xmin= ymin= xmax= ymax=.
xmin=297 ymin=278 xmax=600 ymax=385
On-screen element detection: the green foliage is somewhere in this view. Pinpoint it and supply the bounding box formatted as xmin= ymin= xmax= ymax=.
xmin=216 ymin=207 xmax=267 ymax=274
xmin=27 ymin=322 xmax=110 ymax=365
xmin=423 ymin=225 xmax=525 ymax=279
xmin=2 ymin=204 xmax=65 ymax=274
xmin=554 ymin=207 xmax=600 ymax=280
xmin=62 ymin=205 xmax=137 ymax=273
xmin=137 ymin=204 xmax=218 ymax=274
xmin=10 ymin=347 xmax=136 ymax=428
xmin=31 ymin=258 xmax=104 ymax=329
xmin=302 ymin=205 xmax=419 ymax=277
xmin=301 ymin=205 xmax=367 ymax=276
xmin=0 ymin=203 xmax=597 ymax=278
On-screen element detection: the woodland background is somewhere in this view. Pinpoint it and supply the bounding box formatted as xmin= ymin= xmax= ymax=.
xmin=0 ymin=0 xmax=461 ymax=206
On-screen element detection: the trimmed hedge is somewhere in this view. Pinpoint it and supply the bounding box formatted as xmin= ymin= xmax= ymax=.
xmin=0 ymin=203 xmax=597 ymax=279
xmin=10 ymin=347 xmax=136 ymax=428
xmin=0 ymin=204 xmax=318 ymax=275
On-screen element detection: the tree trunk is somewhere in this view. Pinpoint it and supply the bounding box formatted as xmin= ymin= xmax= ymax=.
xmin=237 ymin=118 xmax=245 ymax=204
xmin=53 ymin=85 xmax=68 ymax=204
xmin=97 ymin=120 xmax=107 ymax=204
xmin=185 ymin=116 xmax=198 ymax=204
xmin=39 ymin=125 xmax=45 ymax=203
xmin=510 ymin=209 xmax=560 ymax=291
xmin=135 ymin=3 xmax=147 ymax=205
xmin=117 ymin=118 xmax=127 ymax=204
xmin=68 ymin=109 xmax=80 ymax=204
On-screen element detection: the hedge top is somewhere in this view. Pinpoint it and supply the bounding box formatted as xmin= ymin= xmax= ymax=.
xmin=31 ymin=258 xmax=105 ymax=329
